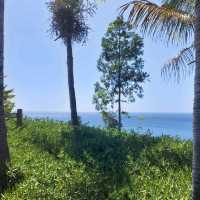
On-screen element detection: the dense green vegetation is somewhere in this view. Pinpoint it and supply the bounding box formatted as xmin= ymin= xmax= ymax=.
xmin=0 ymin=119 xmax=192 ymax=200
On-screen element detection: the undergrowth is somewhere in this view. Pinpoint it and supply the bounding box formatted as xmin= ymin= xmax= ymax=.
xmin=1 ymin=119 xmax=192 ymax=200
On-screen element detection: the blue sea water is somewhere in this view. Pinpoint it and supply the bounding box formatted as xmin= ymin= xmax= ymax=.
xmin=25 ymin=112 xmax=192 ymax=140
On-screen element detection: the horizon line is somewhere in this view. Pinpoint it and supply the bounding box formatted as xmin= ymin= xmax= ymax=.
xmin=23 ymin=111 xmax=193 ymax=114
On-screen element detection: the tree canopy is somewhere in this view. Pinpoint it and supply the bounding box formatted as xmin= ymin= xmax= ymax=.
xmin=48 ymin=0 xmax=96 ymax=43
xmin=93 ymin=17 xmax=149 ymax=129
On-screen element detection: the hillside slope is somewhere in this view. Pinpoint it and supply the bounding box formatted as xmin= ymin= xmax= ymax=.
xmin=1 ymin=119 xmax=192 ymax=200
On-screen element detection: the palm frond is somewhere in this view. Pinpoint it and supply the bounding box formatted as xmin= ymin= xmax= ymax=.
xmin=120 ymin=0 xmax=195 ymax=44
xmin=161 ymin=44 xmax=195 ymax=82
xmin=162 ymin=0 xmax=195 ymax=14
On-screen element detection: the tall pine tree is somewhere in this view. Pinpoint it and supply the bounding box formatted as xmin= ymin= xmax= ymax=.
xmin=93 ymin=17 xmax=149 ymax=131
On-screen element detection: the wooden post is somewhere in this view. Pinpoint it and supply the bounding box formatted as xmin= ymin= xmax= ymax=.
xmin=16 ymin=109 xmax=23 ymax=127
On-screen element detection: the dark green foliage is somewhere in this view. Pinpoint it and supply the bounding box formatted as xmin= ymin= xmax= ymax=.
xmin=1 ymin=119 xmax=192 ymax=199
xmin=101 ymin=111 xmax=118 ymax=129
xmin=48 ymin=0 xmax=96 ymax=43
xmin=4 ymin=87 xmax=15 ymax=114
xmin=93 ymin=17 xmax=149 ymax=130
xmin=68 ymin=115 xmax=82 ymax=126
xmin=0 ymin=162 xmax=8 ymax=193
xmin=0 ymin=162 xmax=23 ymax=195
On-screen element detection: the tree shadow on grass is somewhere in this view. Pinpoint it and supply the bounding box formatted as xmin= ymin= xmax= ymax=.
xmin=29 ymin=124 xmax=159 ymax=198
xmin=0 ymin=164 xmax=24 ymax=196
xmin=61 ymin=126 xmax=192 ymax=175
xmin=143 ymin=144 xmax=192 ymax=170
xmin=27 ymin=123 xmax=192 ymax=199
xmin=60 ymin=126 xmax=159 ymax=191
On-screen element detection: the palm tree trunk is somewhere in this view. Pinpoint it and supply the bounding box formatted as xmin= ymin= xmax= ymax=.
xmin=0 ymin=0 xmax=10 ymax=164
xmin=66 ymin=37 xmax=78 ymax=126
xmin=193 ymin=1 xmax=200 ymax=199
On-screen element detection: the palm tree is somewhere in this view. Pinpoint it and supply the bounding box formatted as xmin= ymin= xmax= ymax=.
xmin=48 ymin=0 xmax=95 ymax=126
xmin=121 ymin=0 xmax=195 ymax=82
xmin=193 ymin=1 xmax=200 ymax=199
xmin=0 ymin=0 xmax=10 ymax=164
xmin=120 ymin=0 xmax=200 ymax=199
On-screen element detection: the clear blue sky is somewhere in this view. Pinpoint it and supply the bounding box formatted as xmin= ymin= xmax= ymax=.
xmin=4 ymin=0 xmax=194 ymax=113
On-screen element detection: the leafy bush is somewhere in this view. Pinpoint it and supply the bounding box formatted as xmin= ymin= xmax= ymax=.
xmin=1 ymin=119 xmax=192 ymax=200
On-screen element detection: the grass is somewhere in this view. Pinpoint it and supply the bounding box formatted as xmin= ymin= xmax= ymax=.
xmin=0 ymin=119 xmax=192 ymax=200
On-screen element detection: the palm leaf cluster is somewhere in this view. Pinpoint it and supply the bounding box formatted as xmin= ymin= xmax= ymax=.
xmin=48 ymin=0 xmax=96 ymax=43
xmin=121 ymin=0 xmax=196 ymax=82
xmin=162 ymin=44 xmax=195 ymax=82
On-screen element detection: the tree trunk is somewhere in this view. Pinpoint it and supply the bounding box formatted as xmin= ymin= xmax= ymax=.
xmin=118 ymin=29 xmax=122 ymax=132
xmin=66 ymin=37 xmax=78 ymax=126
xmin=118 ymin=67 xmax=122 ymax=132
xmin=193 ymin=1 xmax=200 ymax=199
xmin=0 ymin=0 xmax=10 ymax=164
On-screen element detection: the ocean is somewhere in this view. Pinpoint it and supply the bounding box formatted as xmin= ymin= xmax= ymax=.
xmin=25 ymin=112 xmax=192 ymax=140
